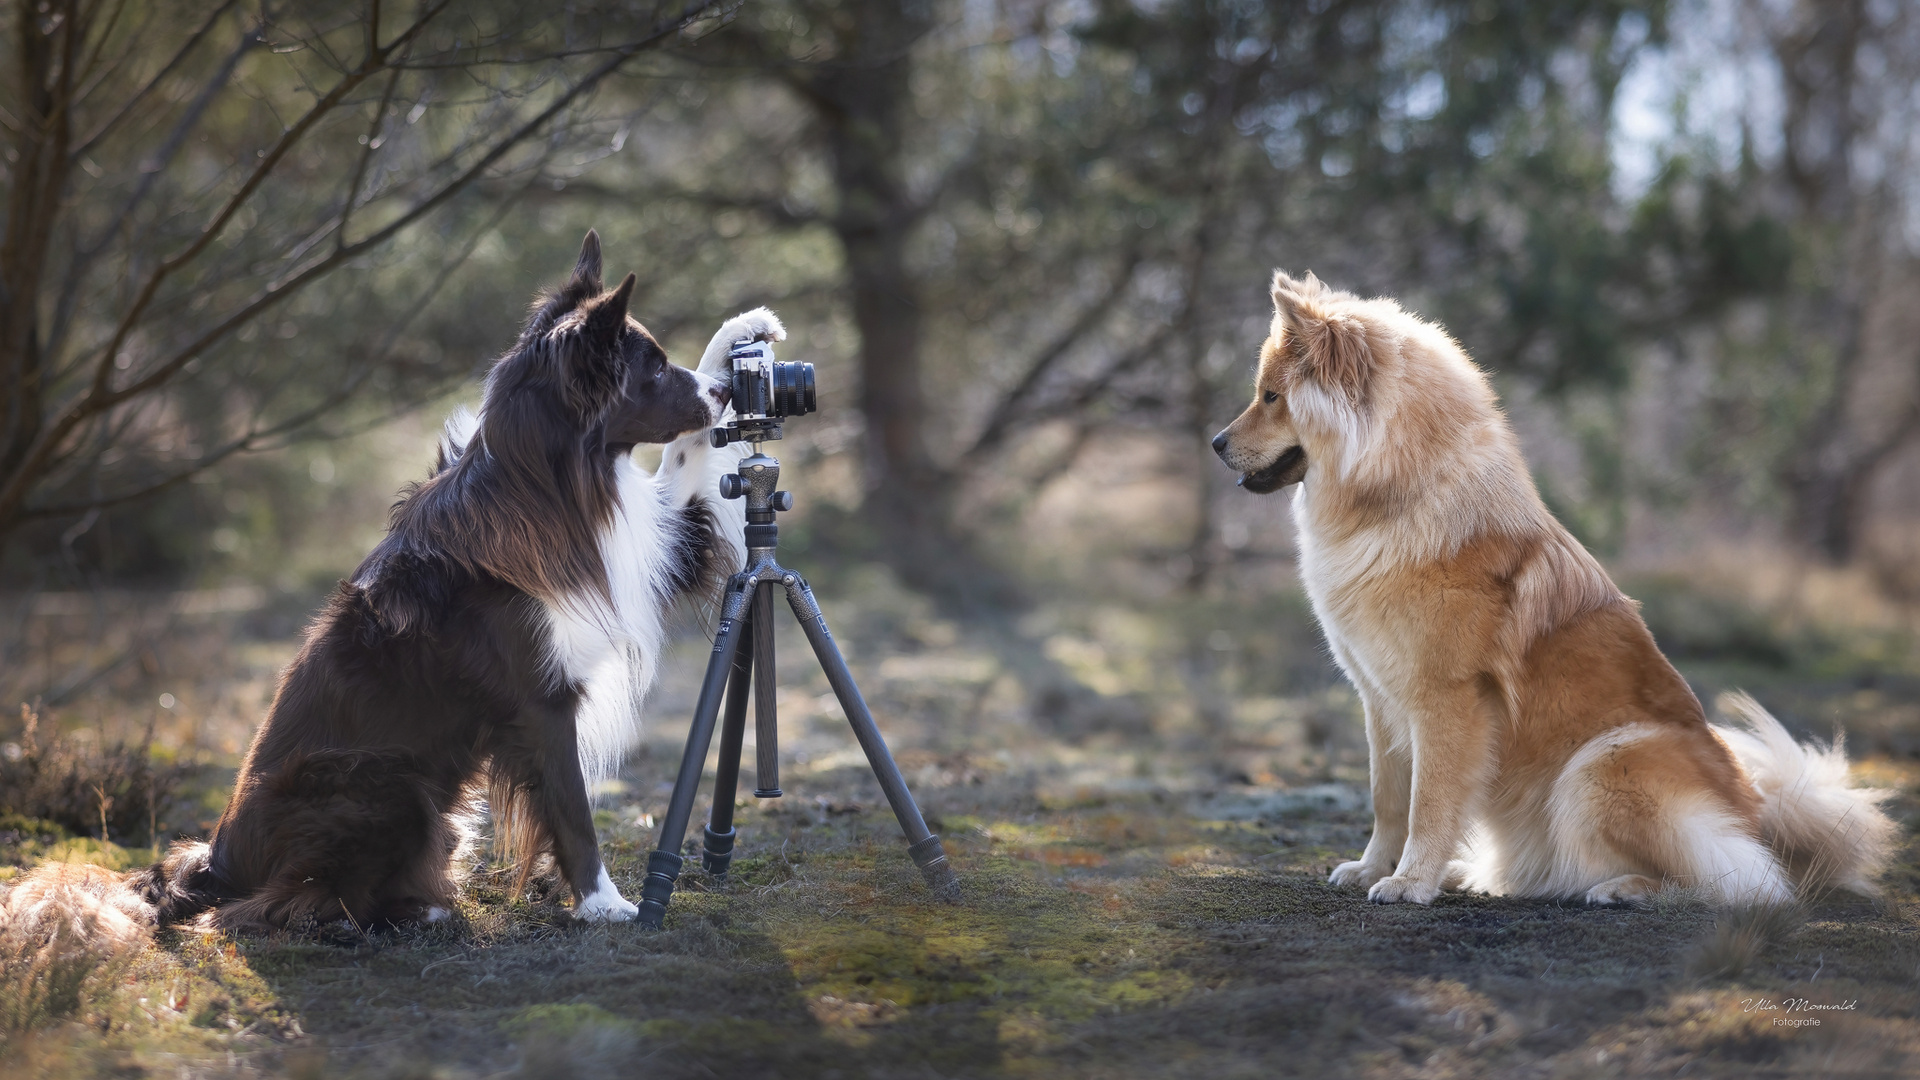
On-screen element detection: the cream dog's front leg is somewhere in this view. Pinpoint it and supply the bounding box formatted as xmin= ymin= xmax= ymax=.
xmin=1366 ymin=680 xmax=1494 ymax=905
xmin=1330 ymin=689 xmax=1410 ymax=891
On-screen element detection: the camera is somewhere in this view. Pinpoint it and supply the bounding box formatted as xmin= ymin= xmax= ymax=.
xmin=711 ymin=338 xmax=815 ymax=446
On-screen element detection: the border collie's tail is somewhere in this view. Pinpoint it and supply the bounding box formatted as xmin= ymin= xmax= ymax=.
xmin=128 ymin=840 xmax=226 ymax=923
xmin=1713 ymin=692 xmax=1895 ymax=897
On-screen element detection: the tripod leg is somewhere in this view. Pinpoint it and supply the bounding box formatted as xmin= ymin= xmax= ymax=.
xmin=783 ymin=576 xmax=960 ymax=901
xmin=751 ymin=580 xmax=781 ymax=798
xmin=702 ymin=615 xmax=754 ymax=876
xmin=638 ymin=578 xmax=753 ymax=929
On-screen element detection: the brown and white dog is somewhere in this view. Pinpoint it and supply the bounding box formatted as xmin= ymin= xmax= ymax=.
xmin=1212 ymin=271 xmax=1893 ymax=907
xmin=3 ymin=234 xmax=788 ymax=942
xmin=120 ymin=232 xmax=777 ymax=930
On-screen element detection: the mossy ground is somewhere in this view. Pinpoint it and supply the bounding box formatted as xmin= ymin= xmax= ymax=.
xmin=6 ymin=579 xmax=1920 ymax=1078
xmin=9 ymin=755 xmax=1918 ymax=1080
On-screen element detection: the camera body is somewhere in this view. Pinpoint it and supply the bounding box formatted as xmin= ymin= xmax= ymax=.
xmin=711 ymin=338 xmax=815 ymax=446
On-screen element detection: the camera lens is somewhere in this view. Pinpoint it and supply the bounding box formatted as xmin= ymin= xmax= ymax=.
xmin=768 ymin=362 xmax=815 ymax=418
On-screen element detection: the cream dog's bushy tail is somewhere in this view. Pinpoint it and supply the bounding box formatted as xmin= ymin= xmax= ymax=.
xmin=1713 ymin=692 xmax=1896 ymax=898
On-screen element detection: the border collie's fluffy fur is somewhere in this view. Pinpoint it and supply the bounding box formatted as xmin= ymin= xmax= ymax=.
xmin=6 ymin=232 xmax=790 ymax=933
xmin=1213 ymin=271 xmax=1894 ymax=907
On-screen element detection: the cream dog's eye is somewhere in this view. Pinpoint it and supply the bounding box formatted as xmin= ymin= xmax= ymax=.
xmin=1263 ymin=390 xmax=1279 ymax=404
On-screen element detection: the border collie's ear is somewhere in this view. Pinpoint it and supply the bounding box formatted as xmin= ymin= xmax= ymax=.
xmin=581 ymin=273 xmax=635 ymax=349
xmin=572 ymin=230 xmax=604 ymax=292
xmin=1272 ymin=269 xmax=1369 ymax=402
xmin=558 ymin=274 xmax=637 ymax=420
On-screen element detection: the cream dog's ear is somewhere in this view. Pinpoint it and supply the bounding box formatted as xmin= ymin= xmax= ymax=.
xmin=1270 ymin=270 xmax=1333 ymax=331
xmin=1271 ymin=271 xmax=1369 ymax=402
xmin=698 ymin=308 xmax=786 ymax=376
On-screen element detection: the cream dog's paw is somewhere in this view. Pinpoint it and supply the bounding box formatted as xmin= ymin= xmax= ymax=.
xmin=1583 ymin=874 xmax=1660 ymax=906
xmin=699 ymin=307 xmax=786 ymax=375
xmin=1367 ymin=875 xmax=1441 ymax=905
xmin=1329 ymin=860 xmax=1392 ymax=889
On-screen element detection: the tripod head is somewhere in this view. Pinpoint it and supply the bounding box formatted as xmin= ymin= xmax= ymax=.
xmin=718 ymin=451 xmax=792 ymax=553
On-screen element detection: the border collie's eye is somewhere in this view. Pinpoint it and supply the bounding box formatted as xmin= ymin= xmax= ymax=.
xmin=1263 ymin=390 xmax=1279 ymax=404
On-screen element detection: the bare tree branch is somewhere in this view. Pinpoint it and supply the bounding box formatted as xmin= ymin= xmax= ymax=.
xmin=46 ymin=23 xmax=265 ymax=364
xmin=23 ymin=162 xmax=553 ymax=519
xmin=337 ymin=62 xmax=407 ymax=253
xmin=0 ymin=0 xmax=724 ymax=531
xmin=68 ymin=0 xmax=241 ymax=161
xmin=961 ymin=248 xmax=1143 ymax=464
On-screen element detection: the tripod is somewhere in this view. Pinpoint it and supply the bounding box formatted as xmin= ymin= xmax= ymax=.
xmin=636 ymin=446 xmax=960 ymax=928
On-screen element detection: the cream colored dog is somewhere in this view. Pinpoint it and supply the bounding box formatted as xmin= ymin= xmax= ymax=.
xmin=1212 ymin=271 xmax=1893 ymax=906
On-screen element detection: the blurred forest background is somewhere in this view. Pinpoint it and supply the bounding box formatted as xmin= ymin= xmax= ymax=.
xmin=7 ymin=1 xmax=1920 ymax=1075
xmin=3 ymin=0 xmax=1919 ymax=845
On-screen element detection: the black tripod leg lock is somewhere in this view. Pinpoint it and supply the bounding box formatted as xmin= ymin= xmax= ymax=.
xmin=907 ymin=834 xmax=961 ymax=901
xmin=701 ymin=825 xmax=737 ymax=876
xmin=636 ymin=849 xmax=685 ymax=929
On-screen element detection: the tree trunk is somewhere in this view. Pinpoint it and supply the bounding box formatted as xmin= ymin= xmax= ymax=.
xmin=0 ymin=0 xmax=69 ymax=490
xmin=793 ymin=0 xmax=951 ymax=566
xmin=1785 ymin=390 xmax=1920 ymax=563
xmin=1787 ymin=458 xmax=1872 ymax=563
xmin=1766 ymin=0 xmax=1905 ymax=564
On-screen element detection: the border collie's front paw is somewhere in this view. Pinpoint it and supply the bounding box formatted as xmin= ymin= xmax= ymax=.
xmin=1367 ymin=875 xmax=1441 ymax=905
xmin=698 ymin=308 xmax=786 ymax=375
xmin=1329 ymin=860 xmax=1391 ymax=890
xmin=576 ymin=894 xmax=639 ymax=922
xmin=574 ymin=867 xmax=639 ymax=922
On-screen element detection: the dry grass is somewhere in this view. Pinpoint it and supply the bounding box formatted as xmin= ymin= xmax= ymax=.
xmin=0 ymin=908 xmax=129 ymax=1045
xmin=1688 ymin=902 xmax=1810 ymax=980
xmin=0 ymin=703 xmax=188 ymax=849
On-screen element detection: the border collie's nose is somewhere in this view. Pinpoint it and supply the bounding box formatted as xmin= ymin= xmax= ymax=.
xmin=1211 ymin=430 xmax=1230 ymax=459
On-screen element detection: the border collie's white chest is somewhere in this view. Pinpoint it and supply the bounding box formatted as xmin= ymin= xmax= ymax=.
xmin=541 ymin=454 xmax=678 ymax=786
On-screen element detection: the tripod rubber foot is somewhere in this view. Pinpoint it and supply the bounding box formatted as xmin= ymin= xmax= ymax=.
xmin=636 ymin=849 xmax=684 ymax=930
xmin=701 ymin=826 xmax=736 ymax=877
xmin=907 ymin=835 xmax=961 ymax=902
xmin=753 ymin=788 xmax=782 ymax=799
